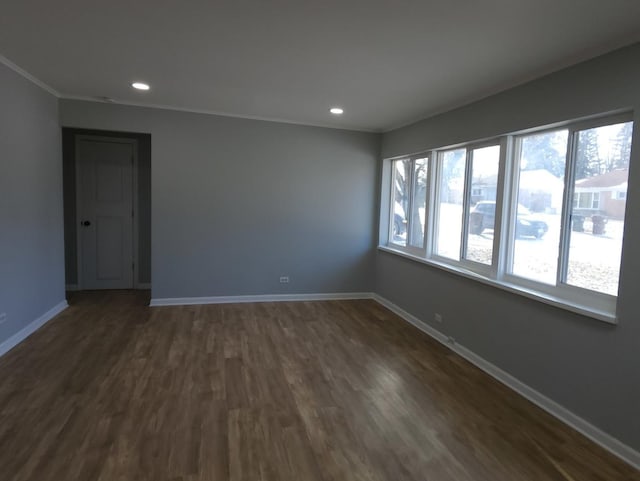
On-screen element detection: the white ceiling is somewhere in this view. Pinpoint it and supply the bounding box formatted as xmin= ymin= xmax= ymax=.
xmin=1 ymin=1 xmax=639 ymax=132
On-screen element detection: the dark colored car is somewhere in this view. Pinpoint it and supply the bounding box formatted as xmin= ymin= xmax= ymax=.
xmin=469 ymin=201 xmax=548 ymax=238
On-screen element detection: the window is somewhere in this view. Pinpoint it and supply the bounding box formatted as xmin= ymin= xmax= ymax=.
xmin=433 ymin=144 xmax=501 ymax=265
xmin=510 ymin=129 xmax=567 ymax=284
xmin=565 ymin=121 xmax=632 ymax=296
xmin=614 ymin=191 xmax=627 ymax=200
xmin=383 ymin=113 xmax=634 ymax=320
xmin=410 ymin=158 xmax=428 ymax=248
xmin=390 ymin=159 xmax=410 ymax=247
xmin=466 ymin=144 xmax=501 ymax=265
xmin=390 ymin=157 xmax=429 ymax=250
xmin=574 ymin=192 xmax=600 ymax=209
xmin=435 ymin=149 xmax=465 ymax=260
xmin=506 ymin=120 xmax=633 ymax=299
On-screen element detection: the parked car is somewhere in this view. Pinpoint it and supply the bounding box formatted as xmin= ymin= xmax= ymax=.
xmin=469 ymin=201 xmax=548 ymax=238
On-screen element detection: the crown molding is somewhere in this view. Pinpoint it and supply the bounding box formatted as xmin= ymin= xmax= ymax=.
xmin=0 ymin=54 xmax=60 ymax=97
xmin=60 ymin=95 xmax=381 ymax=133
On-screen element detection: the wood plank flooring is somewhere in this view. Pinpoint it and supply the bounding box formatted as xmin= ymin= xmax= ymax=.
xmin=0 ymin=290 xmax=638 ymax=481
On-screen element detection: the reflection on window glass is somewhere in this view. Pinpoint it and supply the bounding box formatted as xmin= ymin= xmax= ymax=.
xmin=466 ymin=145 xmax=500 ymax=264
xmin=409 ymin=158 xmax=428 ymax=248
xmin=566 ymin=122 xmax=632 ymax=295
xmin=391 ymin=159 xmax=410 ymax=246
xmin=436 ymin=149 xmax=466 ymax=259
xmin=511 ymin=130 xmax=568 ymax=284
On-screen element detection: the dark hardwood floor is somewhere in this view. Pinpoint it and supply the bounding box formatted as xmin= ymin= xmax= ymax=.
xmin=0 ymin=290 xmax=637 ymax=481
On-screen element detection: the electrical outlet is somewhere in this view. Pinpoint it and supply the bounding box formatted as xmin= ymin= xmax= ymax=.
xmin=434 ymin=313 xmax=443 ymax=323
xmin=279 ymin=276 xmax=290 ymax=284
xmin=0 ymin=313 xmax=6 ymax=325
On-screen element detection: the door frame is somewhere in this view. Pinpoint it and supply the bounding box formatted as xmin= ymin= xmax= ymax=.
xmin=75 ymin=135 xmax=140 ymax=290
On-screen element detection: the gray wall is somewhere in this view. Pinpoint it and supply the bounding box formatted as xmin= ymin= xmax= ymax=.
xmin=62 ymin=128 xmax=151 ymax=286
xmin=59 ymin=101 xmax=380 ymax=298
xmin=379 ymin=43 xmax=640 ymax=451
xmin=0 ymin=63 xmax=65 ymax=345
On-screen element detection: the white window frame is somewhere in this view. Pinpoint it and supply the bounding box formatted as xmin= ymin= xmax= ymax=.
xmin=574 ymin=192 xmax=600 ymax=209
xmin=381 ymin=111 xmax=633 ymax=323
xmin=387 ymin=155 xmax=431 ymax=257
xmin=430 ymin=146 xmax=468 ymax=264
xmin=430 ymin=140 xmax=505 ymax=278
xmin=503 ymin=114 xmax=631 ymax=314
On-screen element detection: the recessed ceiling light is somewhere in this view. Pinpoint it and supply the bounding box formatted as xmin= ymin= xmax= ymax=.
xmin=131 ymin=82 xmax=150 ymax=91
xmin=330 ymin=107 xmax=344 ymax=115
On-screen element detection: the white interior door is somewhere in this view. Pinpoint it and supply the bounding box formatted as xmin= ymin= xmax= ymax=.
xmin=77 ymin=137 xmax=135 ymax=289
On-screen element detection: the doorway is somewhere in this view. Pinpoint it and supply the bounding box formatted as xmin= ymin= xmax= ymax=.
xmin=62 ymin=128 xmax=151 ymax=291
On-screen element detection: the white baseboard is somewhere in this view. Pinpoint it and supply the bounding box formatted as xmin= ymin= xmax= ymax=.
xmin=0 ymin=301 xmax=68 ymax=358
xmin=372 ymin=294 xmax=640 ymax=471
xmin=150 ymin=292 xmax=374 ymax=307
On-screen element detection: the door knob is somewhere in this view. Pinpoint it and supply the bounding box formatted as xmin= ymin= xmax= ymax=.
xmin=81 ymin=220 xmax=91 ymax=226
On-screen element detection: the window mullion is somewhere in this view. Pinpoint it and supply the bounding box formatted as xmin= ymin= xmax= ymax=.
xmin=416 ymin=155 xmax=431 ymax=256
xmin=430 ymin=152 xmax=444 ymax=257
xmin=557 ymin=131 xmax=577 ymax=286
xmin=493 ymin=136 xmax=512 ymax=280
xmin=503 ymin=137 xmax=523 ymax=278
xmin=405 ymin=159 xmax=416 ymax=248
xmin=460 ymin=149 xmax=473 ymax=260
xmin=424 ymin=152 xmax=437 ymax=258
xmin=388 ymin=163 xmax=398 ymax=243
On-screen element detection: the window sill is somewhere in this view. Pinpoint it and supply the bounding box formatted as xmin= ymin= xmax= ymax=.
xmin=377 ymin=245 xmax=618 ymax=325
